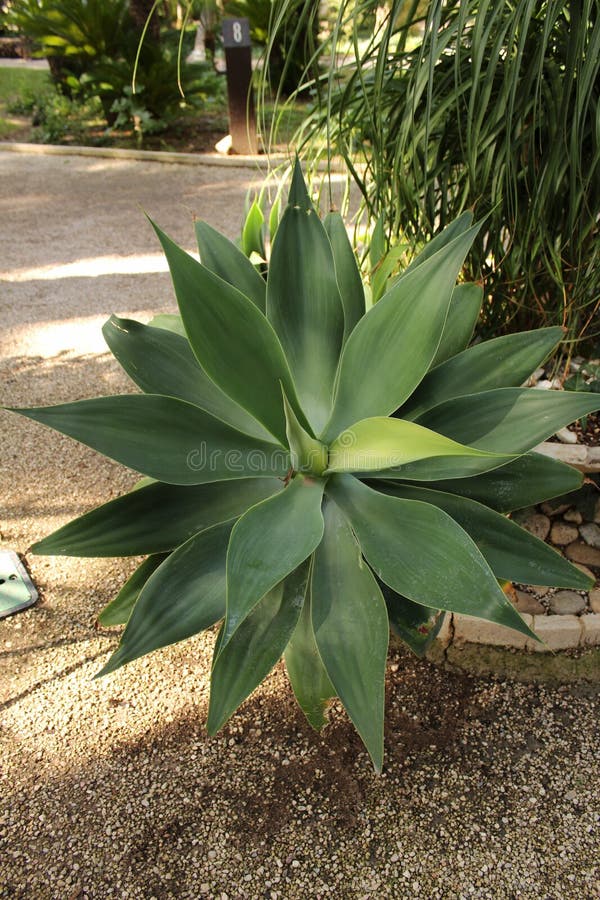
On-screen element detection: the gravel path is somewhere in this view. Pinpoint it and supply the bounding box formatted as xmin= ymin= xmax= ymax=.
xmin=1 ymin=150 xmax=599 ymax=899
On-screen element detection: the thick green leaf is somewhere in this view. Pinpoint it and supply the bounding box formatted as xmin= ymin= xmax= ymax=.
xmin=311 ymin=499 xmax=389 ymax=773
xmin=323 ymin=211 xmax=365 ymax=339
xmin=223 ymin=474 xmax=325 ymax=646
xmin=267 ymin=161 xmax=345 ymax=433
xmin=429 ymin=283 xmax=482 ymax=368
xmin=282 ymin=388 xmax=327 ymax=475
xmin=12 ymin=396 xmax=289 ymax=486
xmin=207 ymin=560 xmax=310 ymax=734
xmin=195 ymin=219 xmax=266 ymax=312
xmin=31 ymin=477 xmax=282 ymax=557
xmin=284 ymin=584 xmax=336 ymax=731
xmin=241 ymin=200 xmax=266 ymax=260
xmin=402 ymin=327 xmax=564 ymax=420
xmin=147 ymin=313 xmax=187 ymax=337
xmin=103 ymin=315 xmax=271 ymax=440
xmin=98 ymin=554 xmax=168 ymax=626
xmin=96 ymin=522 xmax=232 ymax=676
xmin=397 ymin=452 xmax=584 ymax=513
xmin=375 ymin=482 xmax=592 ymax=589
xmin=327 ymin=475 xmax=536 ymax=639
xmin=153 ymin=221 xmax=303 ymax=445
xmin=396 ymin=211 xmax=475 ymax=281
xmin=327 ymin=416 xmax=511 ymax=474
xmin=377 ymin=578 xmax=445 ymax=657
xmin=417 ymin=388 xmax=600 ymax=452
xmin=323 ymin=224 xmax=480 ymax=441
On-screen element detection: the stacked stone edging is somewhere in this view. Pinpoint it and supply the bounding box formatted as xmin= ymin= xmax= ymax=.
xmin=437 ymin=487 xmax=600 ymax=654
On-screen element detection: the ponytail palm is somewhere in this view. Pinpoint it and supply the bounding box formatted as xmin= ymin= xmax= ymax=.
xmin=8 ymin=162 xmax=599 ymax=771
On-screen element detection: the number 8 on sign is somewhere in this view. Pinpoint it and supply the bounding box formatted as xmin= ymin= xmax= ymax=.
xmin=233 ymin=21 xmax=242 ymax=43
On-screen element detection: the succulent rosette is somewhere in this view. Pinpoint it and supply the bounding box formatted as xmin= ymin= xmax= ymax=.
xmin=9 ymin=162 xmax=600 ymax=771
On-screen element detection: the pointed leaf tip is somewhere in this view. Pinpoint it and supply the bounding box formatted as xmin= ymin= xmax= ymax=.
xmin=288 ymin=158 xmax=311 ymax=209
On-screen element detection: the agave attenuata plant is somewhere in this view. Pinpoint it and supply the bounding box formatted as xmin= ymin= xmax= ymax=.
xmin=9 ymin=162 xmax=600 ymax=771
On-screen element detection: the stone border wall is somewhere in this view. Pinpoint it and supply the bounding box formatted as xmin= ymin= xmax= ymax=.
xmin=437 ymin=611 xmax=600 ymax=652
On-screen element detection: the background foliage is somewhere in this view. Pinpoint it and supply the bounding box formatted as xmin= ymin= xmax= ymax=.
xmin=6 ymin=0 xmax=222 ymax=134
xmin=275 ymin=0 xmax=600 ymax=351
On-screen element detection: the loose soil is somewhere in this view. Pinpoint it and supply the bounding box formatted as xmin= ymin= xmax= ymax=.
xmin=1 ymin=150 xmax=599 ymax=899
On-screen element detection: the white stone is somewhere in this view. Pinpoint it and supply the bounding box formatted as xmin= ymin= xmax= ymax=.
xmin=579 ymin=522 xmax=600 ymax=549
xmin=529 ymin=615 xmax=581 ymax=652
xmin=453 ymin=613 xmax=533 ymax=649
xmin=556 ymin=426 xmax=578 ymax=444
xmin=580 ymin=614 xmax=600 ymax=647
xmin=534 ymin=442 xmax=588 ymax=471
xmin=215 ymin=134 xmax=233 ymax=155
xmin=435 ymin=613 xmax=453 ymax=648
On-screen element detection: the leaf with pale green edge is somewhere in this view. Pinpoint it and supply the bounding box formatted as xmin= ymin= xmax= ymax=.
xmin=417 ymin=388 xmax=600 ymax=452
xmin=98 ymin=554 xmax=168 ymax=626
xmin=281 ymin=388 xmax=327 ymax=475
xmin=103 ymin=315 xmax=271 ymax=440
xmin=394 ymin=211 xmax=475 ymax=282
xmin=326 ymin=474 xmax=537 ymax=640
xmin=322 ymin=224 xmax=480 ymax=441
xmin=267 ymin=160 xmax=345 ymax=434
xmin=401 ymin=327 xmax=564 ymax=420
xmin=147 ymin=313 xmax=187 ymax=337
xmin=284 ymin=585 xmax=336 ymax=731
xmin=207 ymin=560 xmax=310 ymax=734
xmin=241 ymin=200 xmax=266 ymax=260
xmin=153 ymin=221 xmax=304 ymax=445
xmin=195 ymin=220 xmax=266 ymax=312
xmin=31 ymin=477 xmax=282 ymax=557
xmin=323 ymin=211 xmax=365 ymax=339
xmin=429 ymin=283 xmax=482 ymax=368
xmin=10 ymin=396 xmax=289 ymax=486
xmin=96 ymin=522 xmax=232 ymax=677
xmin=377 ymin=578 xmax=445 ymax=657
xmin=374 ymin=482 xmax=592 ymax=589
xmin=311 ymin=499 xmax=389 ymax=773
xmin=394 ymin=452 xmax=584 ymax=513
xmin=326 ymin=416 xmax=512 ymax=474
xmin=222 ymin=474 xmax=325 ymax=648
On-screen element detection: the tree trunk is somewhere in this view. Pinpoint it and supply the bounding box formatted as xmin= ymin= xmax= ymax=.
xmin=129 ymin=0 xmax=161 ymax=41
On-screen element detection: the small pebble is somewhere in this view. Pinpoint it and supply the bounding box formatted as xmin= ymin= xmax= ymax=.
xmin=520 ymin=513 xmax=551 ymax=542
xmin=548 ymin=591 xmax=587 ymax=616
xmin=579 ymin=522 xmax=600 ymax=549
xmin=514 ymin=590 xmax=545 ymax=616
xmin=565 ymin=542 xmax=600 ymax=567
xmin=564 ymin=509 xmax=583 ymax=524
xmin=550 ymin=522 xmax=579 ymax=546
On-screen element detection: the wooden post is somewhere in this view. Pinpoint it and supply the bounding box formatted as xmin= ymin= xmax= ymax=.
xmin=222 ymin=17 xmax=258 ymax=155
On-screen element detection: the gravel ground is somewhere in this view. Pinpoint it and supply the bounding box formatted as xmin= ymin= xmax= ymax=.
xmin=1 ymin=150 xmax=599 ymax=899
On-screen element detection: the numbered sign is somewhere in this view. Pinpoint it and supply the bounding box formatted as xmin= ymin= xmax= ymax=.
xmin=221 ymin=16 xmax=257 ymax=154
xmin=222 ymin=17 xmax=251 ymax=49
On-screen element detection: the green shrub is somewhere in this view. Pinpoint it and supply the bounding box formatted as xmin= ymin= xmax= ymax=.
xmin=7 ymin=0 xmax=223 ymax=134
xmin=279 ymin=0 xmax=600 ymax=350
xmin=7 ymin=163 xmax=600 ymax=771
